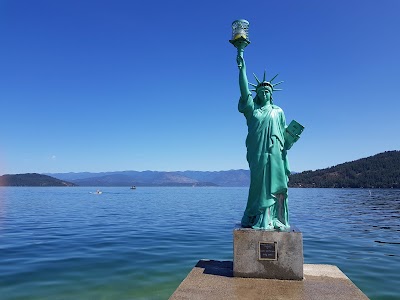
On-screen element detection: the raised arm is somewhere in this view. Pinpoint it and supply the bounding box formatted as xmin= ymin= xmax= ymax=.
xmin=236 ymin=47 xmax=253 ymax=115
xmin=237 ymin=51 xmax=250 ymax=99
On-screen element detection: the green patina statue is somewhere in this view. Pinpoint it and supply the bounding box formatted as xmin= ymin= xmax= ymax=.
xmin=230 ymin=20 xmax=304 ymax=230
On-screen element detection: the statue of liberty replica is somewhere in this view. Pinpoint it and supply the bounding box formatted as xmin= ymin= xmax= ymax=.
xmin=230 ymin=20 xmax=304 ymax=231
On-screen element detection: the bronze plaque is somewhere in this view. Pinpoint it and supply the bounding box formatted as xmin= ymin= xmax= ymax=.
xmin=258 ymin=242 xmax=277 ymax=260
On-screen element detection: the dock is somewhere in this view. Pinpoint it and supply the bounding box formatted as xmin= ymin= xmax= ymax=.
xmin=169 ymin=260 xmax=369 ymax=300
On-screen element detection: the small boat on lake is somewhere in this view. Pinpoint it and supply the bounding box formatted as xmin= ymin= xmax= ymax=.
xmin=130 ymin=186 xmax=136 ymax=190
xmin=90 ymin=190 xmax=102 ymax=195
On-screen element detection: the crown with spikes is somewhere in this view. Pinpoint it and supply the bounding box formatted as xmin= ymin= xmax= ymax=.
xmin=249 ymin=70 xmax=283 ymax=93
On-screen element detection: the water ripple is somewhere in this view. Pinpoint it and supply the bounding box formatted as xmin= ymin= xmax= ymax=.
xmin=0 ymin=187 xmax=399 ymax=299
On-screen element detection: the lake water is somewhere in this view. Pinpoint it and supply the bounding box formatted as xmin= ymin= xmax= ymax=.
xmin=0 ymin=187 xmax=399 ymax=300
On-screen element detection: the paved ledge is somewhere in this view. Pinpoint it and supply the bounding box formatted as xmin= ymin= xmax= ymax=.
xmin=169 ymin=260 xmax=369 ymax=300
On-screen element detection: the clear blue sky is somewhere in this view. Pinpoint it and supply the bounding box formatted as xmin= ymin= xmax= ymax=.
xmin=1 ymin=0 xmax=399 ymax=174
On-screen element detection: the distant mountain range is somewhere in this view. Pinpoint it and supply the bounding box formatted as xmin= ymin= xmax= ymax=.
xmin=1 ymin=150 xmax=398 ymax=188
xmin=45 ymin=170 xmax=251 ymax=187
xmin=46 ymin=150 xmax=399 ymax=188
xmin=0 ymin=173 xmax=75 ymax=187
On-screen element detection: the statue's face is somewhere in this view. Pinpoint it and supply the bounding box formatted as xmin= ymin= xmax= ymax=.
xmin=257 ymin=87 xmax=272 ymax=105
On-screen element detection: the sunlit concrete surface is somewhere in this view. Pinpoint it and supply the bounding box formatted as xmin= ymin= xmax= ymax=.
xmin=169 ymin=260 xmax=369 ymax=300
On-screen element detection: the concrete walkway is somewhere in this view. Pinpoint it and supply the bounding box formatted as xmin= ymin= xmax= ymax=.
xmin=170 ymin=260 xmax=369 ymax=300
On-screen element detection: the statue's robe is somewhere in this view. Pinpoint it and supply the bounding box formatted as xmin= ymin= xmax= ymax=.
xmin=239 ymin=94 xmax=290 ymax=229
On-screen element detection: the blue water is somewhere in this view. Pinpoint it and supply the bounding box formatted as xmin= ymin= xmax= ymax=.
xmin=0 ymin=187 xmax=399 ymax=299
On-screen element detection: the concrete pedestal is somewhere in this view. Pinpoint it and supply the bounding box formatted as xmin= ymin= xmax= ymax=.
xmin=234 ymin=226 xmax=303 ymax=280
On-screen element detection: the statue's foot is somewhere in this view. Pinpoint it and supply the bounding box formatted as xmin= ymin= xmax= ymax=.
xmin=251 ymin=225 xmax=274 ymax=230
xmin=273 ymin=220 xmax=290 ymax=231
xmin=251 ymin=224 xmax=274 ymax=230
xmin=264 ymin=224 xmax=274 ymax=230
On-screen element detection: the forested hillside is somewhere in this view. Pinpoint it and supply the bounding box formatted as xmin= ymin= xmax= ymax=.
xmin=289 ymin=151 xmax=400 ymax=188
xmin=0 ymin=173 xmax=75 ymax=187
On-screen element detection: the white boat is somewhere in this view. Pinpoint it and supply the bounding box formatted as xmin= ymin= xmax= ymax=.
xmin=90 ymin=190 xmax=102 ymax=195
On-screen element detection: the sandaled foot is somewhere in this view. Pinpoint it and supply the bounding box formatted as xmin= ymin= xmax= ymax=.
xmin=274 ymin=220 xmax=290 ymax=231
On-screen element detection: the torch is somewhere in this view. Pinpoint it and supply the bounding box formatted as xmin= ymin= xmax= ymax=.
xmin=229 ymin=19 xmax=250 ymax=58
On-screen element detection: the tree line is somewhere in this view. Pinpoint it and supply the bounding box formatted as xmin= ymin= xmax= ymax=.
xmin=289 ymin=151 xmax=400 ymax=188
